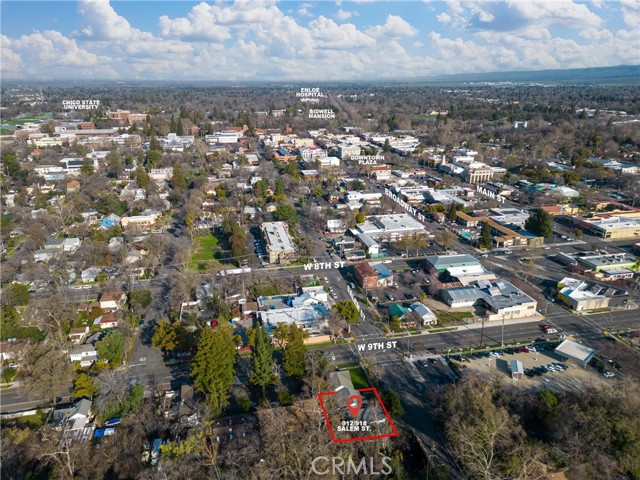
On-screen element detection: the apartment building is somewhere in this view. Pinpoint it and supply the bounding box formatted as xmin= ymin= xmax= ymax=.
xmin=261 ymin=221 xmax=297 ymax=264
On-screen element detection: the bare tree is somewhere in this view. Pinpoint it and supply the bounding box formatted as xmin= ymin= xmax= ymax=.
xmin=23 ymin=343 xmax=73 ymax=407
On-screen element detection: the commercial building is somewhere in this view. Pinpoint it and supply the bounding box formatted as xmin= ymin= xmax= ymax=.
xmin=573 ymin=215 xmax=640 ymax=240
xmin=257 ymin=293 xmax=331 ymax=341
xmin=205 ymin=131 xmax=242 ymax=145
xmin=557 ymin=277 xmax=629 ymax=312
xmin=425 ymin=254 xmax=480 ymax=275
xmin=444 ymin=264 xmax=497 ymax=286
xmin=337 ymin=144 xmax=361 ymax=159
xmin=482 ymin=208 xmax=531 ymax=228
xmin=317 ymin=156 xmax=340 ymax=169
xmin=261 ymin=221 xmax=297 ymax=264
xmin=462 ymin=163 xmax=494 ymax=184
xmin=410 ymin=302 xmax=438 ymax=326
xmin=455 ymin=211 xmax=544 ymax=247
xmin=300 ymin=146 xmax=327 ymax=162
xmin=572 ymin=251 xmax=638 ymax=272
xmin=121 ymin=213 xmax=160 ymax=231
xmin=554 ymin=339 xmax=596 ymax=367
xmin=441 ymin=279 xmax=538 ymax=321
xmin=353 ymin=262 xmax=378 ymax=290
xmin=366 ymin=165 xmax=392 ymax=181
xmin=353 ymin=214 xmax=427 ymax=242
xmin=517 ymin=180 xmax=580 ymax=198
xmin=356 ymin=232 xmax=380 ymax=256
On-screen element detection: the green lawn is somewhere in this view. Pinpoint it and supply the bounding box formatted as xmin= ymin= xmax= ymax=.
xmin=435 ymin=311 xmax=474 ymax=325
xmin=349 ymin=367 xmax=369 ymax=389
xmin=189 ymin=234 xmax=223 ymax=271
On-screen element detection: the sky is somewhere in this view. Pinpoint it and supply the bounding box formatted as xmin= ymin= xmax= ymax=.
xmin=1 ymin=0 xmax=639 ymax=81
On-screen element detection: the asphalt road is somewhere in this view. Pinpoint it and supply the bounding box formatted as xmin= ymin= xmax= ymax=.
xmin=4 ymin=240 xmax=639 ymax=413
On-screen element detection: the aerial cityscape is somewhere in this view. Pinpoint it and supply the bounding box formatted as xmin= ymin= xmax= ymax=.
xmin=1 ymin=1 xmax=639 ymax=479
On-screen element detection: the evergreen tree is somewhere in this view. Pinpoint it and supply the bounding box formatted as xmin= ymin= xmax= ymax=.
xmin=383 ymin=138 xmax=391 ymax=152
xmin=172 ymin=162 xmax=187 ymax=190
xmin=95 ymin=331 xmax=124 ymax=367
xmin=80 ymin=158 xmax=95 ymax=176
xmin=134 ymin=165 xmax=151 ymax=189
xmin=525 ymin=209 xmax=553 ymax=238
xmin=149 ymin=135 xmax=162 ymax=152
xmin=273 ymin=204 xmax=299 ymax=226
xmin=73 ymin=373 xmax=97 ymax=400
xmin=169 ymin=116 xmax=177 ymax=133
xmin=447 ymin=202 xmax=459 ymax=222
xmin=249 ymin=324 xmax=276 ymax=392
xmin=176 ymin=118 xmax=185 ymax=136
xmin=107 ymin=151 xmax=123 ymax=178
xmin=479 ymin=221 xmax=492 ymax=249
xmin=146 ymin=150 xmax=162 ymax=168
xmin=191 ymin=325 xmax=237 ymax=416
xmin=273 ymin=179 xmax=285 ymax=201
xmin=283 ymin=325 xmax=307 ymax=379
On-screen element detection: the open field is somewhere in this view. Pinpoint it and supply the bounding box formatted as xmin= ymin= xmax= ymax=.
xmin=189 ymin=234 xmax=222 ymax=271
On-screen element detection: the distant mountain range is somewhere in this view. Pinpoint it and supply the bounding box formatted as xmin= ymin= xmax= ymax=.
xmin=423 ymin=65 xmax=639 ymax=85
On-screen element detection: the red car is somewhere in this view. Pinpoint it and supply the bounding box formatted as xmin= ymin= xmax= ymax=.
xmin=520 ymin=347 xmax=530 ymax=353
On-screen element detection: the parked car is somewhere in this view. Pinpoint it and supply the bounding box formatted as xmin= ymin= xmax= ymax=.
xmin=602 ymin=371 xmax=615 ymax=378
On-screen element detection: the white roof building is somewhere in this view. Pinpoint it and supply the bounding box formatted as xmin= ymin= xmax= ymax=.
xmin=353 ymin=214 xmax=427 ymax=241
xmin=554 ymin=339 xmax=596 ymax=367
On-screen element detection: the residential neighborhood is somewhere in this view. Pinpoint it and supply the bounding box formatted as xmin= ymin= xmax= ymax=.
xmin=1 ymin=2 xmax=639 ymax=478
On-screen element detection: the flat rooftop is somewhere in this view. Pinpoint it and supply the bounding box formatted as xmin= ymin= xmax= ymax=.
xmin=581 ymin=216 xmax=640 ymax=230
xmin=262 ymin=221 xmax=295 ymax=251
xmin=357 ymin=214 xmax=426 ymax=237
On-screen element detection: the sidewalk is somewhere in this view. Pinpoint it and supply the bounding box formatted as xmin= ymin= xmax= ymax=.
xmin=456 ymin=313 xmax=543 ymax=331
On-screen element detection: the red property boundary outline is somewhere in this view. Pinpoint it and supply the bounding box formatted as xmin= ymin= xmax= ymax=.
xmin=317 ymin=387 xmax=399 ymax=443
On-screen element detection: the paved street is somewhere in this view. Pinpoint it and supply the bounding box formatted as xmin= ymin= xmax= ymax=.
xmin=3 ymin=248 xmax=638 ymax=414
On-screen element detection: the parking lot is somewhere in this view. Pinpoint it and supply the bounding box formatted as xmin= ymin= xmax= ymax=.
xmin=414 ymin=356 xmax=458 ymax=387
xmin=456 ymin=346 xmax=623 ymax=393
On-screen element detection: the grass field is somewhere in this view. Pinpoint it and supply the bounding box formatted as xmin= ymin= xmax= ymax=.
xmin=349 ymin=367 xmax=369 ymax=389
xmin=189 ymin=234 xmax=223 ymax=271
xmin=435 ymin=310 xmax=474 ymax=325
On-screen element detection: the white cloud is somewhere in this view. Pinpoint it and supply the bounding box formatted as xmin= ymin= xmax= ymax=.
xmin=159 ymin=3 xmax=231 ymax=41
xmin=77 ymin=0 xmax=145 ymax=41
xmin=1 ymin=0 xmax=637 ymax=81
xmin=366 ymin=15 xmax=418 ymax=38
xmin=309 ymin=16 xmax=375 ymax=49
xmin=436 ymin=12 xmax=452 ymax=24
xmin=336 ymin=9 xmax=354 ymax=20
xmin=298 ymin=3 xmax=314 ymax=17
xmin=621 ymin=6 xmax=640 ymax=27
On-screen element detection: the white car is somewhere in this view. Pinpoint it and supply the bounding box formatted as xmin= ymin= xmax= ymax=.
xmin=602 ymin=371 xmax=615 ymax=378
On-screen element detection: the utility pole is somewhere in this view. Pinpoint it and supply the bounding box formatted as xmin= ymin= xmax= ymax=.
xmin=501 ymin=314 xmax=505 ymax=347
xmin=480 ymin=316 xmax=485 ymax=348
